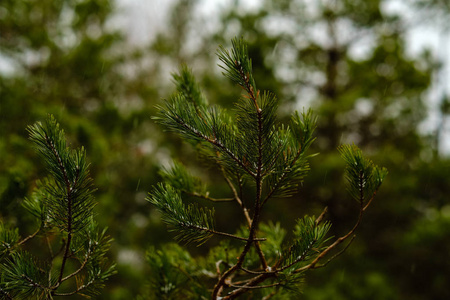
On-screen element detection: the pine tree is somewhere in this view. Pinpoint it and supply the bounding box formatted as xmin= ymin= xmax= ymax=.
xmin=147 ymin=38 xmax=387 ymax=299
xmin=0 ymin=116 xmax=115 ymax=299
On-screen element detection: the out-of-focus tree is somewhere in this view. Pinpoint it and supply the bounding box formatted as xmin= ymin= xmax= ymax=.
xmin=0 ymin=0 xmax=164 ymax=298
xmin=1 ymin=116 xmax=115 ymax=299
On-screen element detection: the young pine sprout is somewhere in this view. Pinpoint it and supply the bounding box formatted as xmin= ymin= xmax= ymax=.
xmin=147 ymin=38 xmax=387 ymax=299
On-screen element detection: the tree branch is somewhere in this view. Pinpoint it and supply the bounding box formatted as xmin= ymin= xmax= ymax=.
xmin=212 ymin=79 xmax=269 ymax=299
xmin=61 ymin=252 xmax=90 ymax=282
xmin=314 ymin=234 xmax=356 ymax=269
xmin=262 ymin=144 xmax=304 ymax=206
xmin=220 ymin=166 xmax=251 ymax=224
xmin=184 ymin=191 xmax=234 ymax=202
xmin=229 ymin=282 xmax=281 ymax=290
xmin=53 ymin=279 xmax=95 ymax=297
xmin=17 ymin=227 xmax=40 ymax=246
xmin=174 ymin=117 xmax=257 ymax=177
xmin=294 ymin=204 xmax=365 ymax=273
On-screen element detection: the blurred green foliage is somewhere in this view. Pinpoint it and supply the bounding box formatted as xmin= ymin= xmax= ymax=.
xmin=1 ymin=0 xmax=449 ymax=299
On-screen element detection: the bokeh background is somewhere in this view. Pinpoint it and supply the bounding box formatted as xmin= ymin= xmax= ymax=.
xmin=1 ymin=0 xmax=449 ymax=299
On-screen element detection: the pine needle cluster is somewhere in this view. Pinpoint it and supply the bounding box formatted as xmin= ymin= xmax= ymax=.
xmin=0 ymin=116 xmax=115 ymax=299
xmin=148 ymin=37 xmax=387 ymax=299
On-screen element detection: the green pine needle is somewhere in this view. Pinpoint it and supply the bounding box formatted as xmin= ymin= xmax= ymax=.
xmin=339 ymin=144 xmax=388 ymax=203
xmin=217 ymin=37 xmax=257 ymax=98
xmin=0 ymin=222 xmax=20 ymax=260
xmin=1 ymin=251 xmax=49 ymax=298
xmin=27 ymin=115 xmax=97 ymax=233
xmin=282 ymin=216 xmax=332 ymax=269
xmin=147 ymin=183 xmax=216 ymax=245
xmin=149 ymin=37 xmax=387 ymax=299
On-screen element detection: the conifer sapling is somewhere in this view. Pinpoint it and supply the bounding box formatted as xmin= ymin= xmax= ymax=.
xmin=148 ymin=37 xmax=387 ymax=299
xmin=0 ymin=116 xmax=115 ymax=299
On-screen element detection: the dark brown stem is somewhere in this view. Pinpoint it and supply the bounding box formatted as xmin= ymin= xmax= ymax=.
xmin=61 ymin=253 xmax=90 ymax=282
xmin=262 ymin=290 xmax=278 ymax=300
xmin=315 ymin=206 xmax=329 ymax=225
xmin=212 ymin=76 xmax=269 ymax=299
xmin=223 ymin=273 xmax=273 ymax=300
xmin=229 ymin=282 xmax=281 ymax=289
xmin=23 ymin=275 xmax=47 ymax=290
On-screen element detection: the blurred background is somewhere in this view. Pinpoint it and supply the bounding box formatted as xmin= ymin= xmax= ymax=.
xmin=1 ymin=0 xmax=449 ymax=299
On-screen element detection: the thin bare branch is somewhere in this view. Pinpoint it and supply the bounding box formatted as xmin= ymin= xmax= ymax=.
xmin=53 ymin=279 xmax=95 ymax=297
xmin=22 ymin=274 xmax=47 ymax=290
xmin=185 ymin=191 xmax=234 ymax=202
xmin=220 ymin=166 xmax=251 ymax=224
xmin=229 ymin=282 xmax=281 ymax=290
xmin=61 ymin=253 xmax=90 ymax=282
xmin=315 ymin=206 xmax=328 ymax=225
xmin=18 ymin=227 xmax=40 ymax=246
xmin=314 ymin=235 xmax=356 ymax=269
xmin=294 ymin=206 xmax=365 ymax=274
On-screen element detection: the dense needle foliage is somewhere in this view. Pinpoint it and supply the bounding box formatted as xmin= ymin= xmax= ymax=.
xmin=147 ymin=38 xmax=387 ymax=299
xmin=0 ymin=116 xmax=115 ymax=299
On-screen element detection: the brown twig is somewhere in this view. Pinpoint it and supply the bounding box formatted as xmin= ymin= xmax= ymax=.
xmin=315 ymin=206 xmax=328 ymax=225
xmin=18 ymin=227 xmax=40 ymax=246
xmin=314 ymin=234 xmax=356 ymax=269
xmin=184 ymin=191 xmax=234 ymax=202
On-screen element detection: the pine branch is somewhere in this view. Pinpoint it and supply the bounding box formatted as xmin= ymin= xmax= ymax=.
xmin=0 ymin=223 xmax=20 ymax=259
xmin=154 ymin=98 xmax=257 ymax=177
xmin=338 ymin=144 xmax=387 ymax=204
xmin=148 ymin=183 xmax=256 ymax=245
xmin=279 ymin=216 xmax=332 ymax=272
xmin=150 ymin=38 xmax=387 ymax=300
xmin=1 ymin=252 xmax=48 ymax=298
xmin=0 ymin=288 xmax=13 ymax=300
xmin=0 ymin=115 xmax=114 ymax=298
xmin=186 ymin=192 xmax=234 ymax=202
xmin=292 ymin=146 xmax=386 ymax=273
xmin=212 ymin=39 xmax=272 ymax=298
xmin=217 ymin=37 xmax=258 ymax=101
